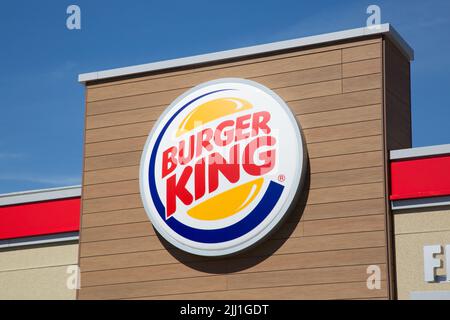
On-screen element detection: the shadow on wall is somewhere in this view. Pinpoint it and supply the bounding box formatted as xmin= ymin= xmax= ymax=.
xmin=155 ymin=158 xmax=311 ymax=274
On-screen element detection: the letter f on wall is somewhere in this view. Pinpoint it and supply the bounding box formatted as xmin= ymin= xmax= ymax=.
xmin=424 ymin=245 xmax=442 ymax=282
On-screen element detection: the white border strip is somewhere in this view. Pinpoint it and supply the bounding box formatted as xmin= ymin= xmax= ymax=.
xmin=78 ymin=24 xmax=414 ymax=83
xmin=390 ymin=144 xmax=450 ymax=160
xmin=0 ymin=185 xmax=81 ymax=207
xmin=0 ymin=232 xmax=79 ymax=249
xmin=392 ymin=195 xmax=450 ymax=210
xmin=410 ymin=291 xmax=450 ymax=300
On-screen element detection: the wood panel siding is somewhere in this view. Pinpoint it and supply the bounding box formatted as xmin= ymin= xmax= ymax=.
xmin=78 ymin=35 xmax=409 ymax=299
xmin=382 ymin=37 xmax=413 ymax=299
xmin=384 ymin=38 xmax=412 ymax=150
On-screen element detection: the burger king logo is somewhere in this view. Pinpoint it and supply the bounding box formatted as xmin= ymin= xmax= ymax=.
xmin=140 ymin=78 xmax=306 ymax=256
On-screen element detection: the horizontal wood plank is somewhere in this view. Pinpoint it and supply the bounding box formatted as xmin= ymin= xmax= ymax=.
xmin=144 ymin=281 xmax=387 ymax=300
xmin=309 ymin=167 xmax=383 ymax=189
xmin=81 ymin=263 xmax=386 ymax=290
xmin=86 ymin=78 xmax=342 ymax=117
xmin=80 ymin=214 xmax=383 ymax=247
xmin=79 ymin=246 xmax=386 ymax=275
xmin=342 ymin=58 xmax=381 ymax=78
xmin=308 ymin=135 xmax=382 ymax=158
xmin=79 ymin=274 xmax=228 ymax=300
xmin=307 ymin=183 xmax=384 ymax=205
xmin=298 ymin=104 xmax=381 ymax=129
xmin=342 ymin=43 xmax=381 ymax=63
xmin=84 ymin=165 xmax=139 ymax=185
xmin=310 ymin=151 xmax=383 ymax=174
xmin=293 ymin=89 xmax=382 ymax=115
xmin=299 ymin=198 xmax=385 ymax=221
xmin=81 ymin=208 xmax=148 ymax=228
xmin=87 ymin=52 xmax=342 ymax=102
xmin=303 ymin=120 xmax=382 ymax=143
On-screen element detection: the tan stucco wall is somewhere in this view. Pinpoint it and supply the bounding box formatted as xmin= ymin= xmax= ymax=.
xmin=394 ymin=208 xmax=450 ymax=300
xmin=0 ymin=243 xmax=78 ymax=300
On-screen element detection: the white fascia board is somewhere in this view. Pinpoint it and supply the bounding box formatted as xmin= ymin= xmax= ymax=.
xmin=78 ymin=23 xmax=413 ymax=83
xmin=390 ymin=144 xmax=450 ymax=160
xmin=0 ymin=232 xmax=79 ymax=249
xmin=0 ymin=185 xmax=81 ymax=207
xmin=410 ymin=291 xmax=450 ymax=300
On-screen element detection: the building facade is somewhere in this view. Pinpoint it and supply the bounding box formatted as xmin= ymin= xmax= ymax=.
xmin=0 ymin=24 xmax=449 ymax=300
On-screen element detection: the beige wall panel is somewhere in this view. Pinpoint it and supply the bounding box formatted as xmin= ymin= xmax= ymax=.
xmin=0 ymin=266 xmax=77 ymax=300
xmin=394 ymin=209 xmax=450 ymax=234
xmin=0 ymin=244 xmax=78 ymax=272
xmin=0 ymin=244 xmax=78 ymax=300
xmin=395 ymin=230 xmax=450 ymax=300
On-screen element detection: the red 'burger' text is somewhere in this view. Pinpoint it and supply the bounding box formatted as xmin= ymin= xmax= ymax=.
xmin=161 ymin=111 xmax=277 ymax=218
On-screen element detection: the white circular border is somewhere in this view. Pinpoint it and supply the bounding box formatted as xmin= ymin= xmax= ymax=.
xmin=139 ymin=78 xmax=307 ymax=257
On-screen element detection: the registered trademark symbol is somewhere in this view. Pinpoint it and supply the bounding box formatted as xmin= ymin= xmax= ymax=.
xmin=278 ymin=174 xmax=286 ymax=182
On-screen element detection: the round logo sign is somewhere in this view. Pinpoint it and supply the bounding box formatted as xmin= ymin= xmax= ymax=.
xmin=140 ymin=78 xmax=305 ymax=256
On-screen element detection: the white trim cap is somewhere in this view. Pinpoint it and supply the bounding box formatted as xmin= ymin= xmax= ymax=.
xmin=0 ymin=185 xmax=81 ymax=207
xmin=78 ymin=23 xmax=413 ymax=83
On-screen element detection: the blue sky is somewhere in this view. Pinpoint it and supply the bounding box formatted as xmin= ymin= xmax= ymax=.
xmin=0 ymin=0 xmax=449 ymax=193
